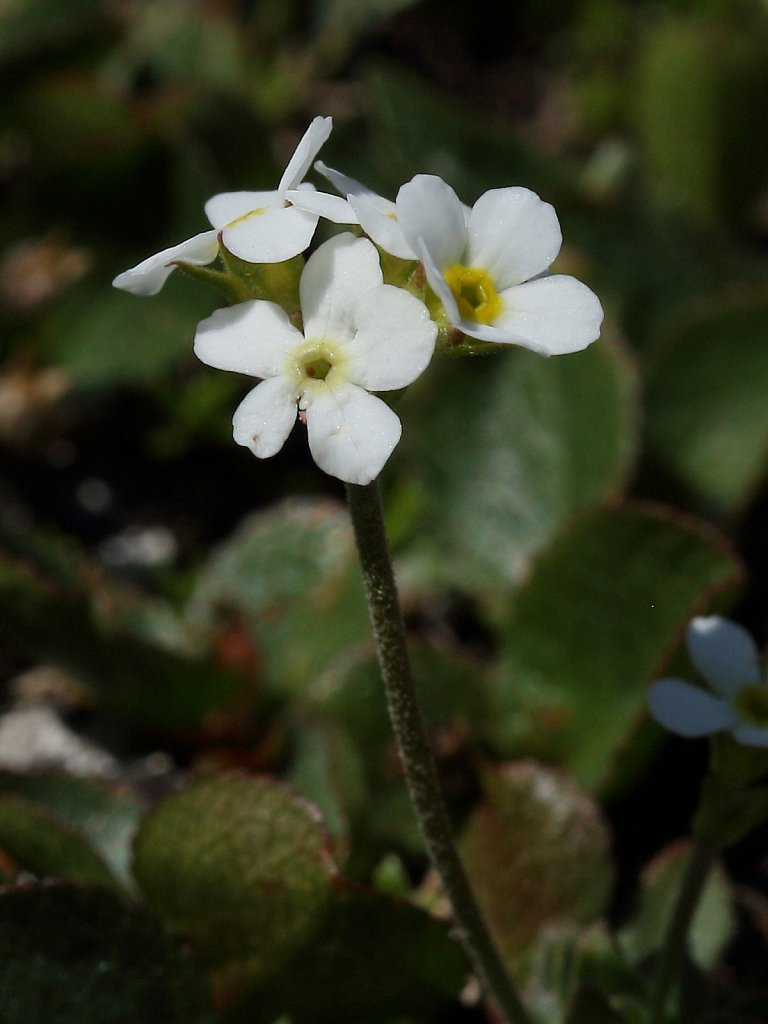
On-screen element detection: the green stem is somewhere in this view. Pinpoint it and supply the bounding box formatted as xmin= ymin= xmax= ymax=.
xmin=345 ymin=480 xmax=535 ymax=1024
xmin=648 ymin=839 xmax=718 ymax=1023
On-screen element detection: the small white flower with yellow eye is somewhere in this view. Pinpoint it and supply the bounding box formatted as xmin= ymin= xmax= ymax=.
xmin=649 ymin=616 xmax=768 ymax=748
xmin=396 ymin=174 xmax=604 ymax=356
xmin=112 ymin=117 xmax=355 ymax=297
xmin=192 ymin=234 xmax=437 ymax=485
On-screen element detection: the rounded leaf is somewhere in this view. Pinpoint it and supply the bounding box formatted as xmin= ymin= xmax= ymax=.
xmin=460 ymin=761 xmax=613 ymax=974
xmin=133 ymin=774 xmax=337 ymax=986
xmin=0 ymin=883 xmax=214 ymax=1024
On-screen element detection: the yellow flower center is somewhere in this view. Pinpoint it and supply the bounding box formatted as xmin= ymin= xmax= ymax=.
xmin=290 ymin=341 xmax=342 ymax=389
xmin=303 ymin=354 xmax=332 ymax=381
xmin=444 ymin=264 xmax=502 ymax=323
xmin=733 ymin=684 xmax=768 ymax=727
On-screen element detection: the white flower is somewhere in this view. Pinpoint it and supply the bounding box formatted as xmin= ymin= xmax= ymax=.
xmin=113 ymin=117 xmax=356 ymax=297
xmin=192 ymin=233 xmax=437 ymax=485
xmin=648 ymin=616 xmax=768 ymax=747
xmin=394 ymin=174 xmax=603 ymax=355
xmin=315 ymin=162 xmax=417 ymax=260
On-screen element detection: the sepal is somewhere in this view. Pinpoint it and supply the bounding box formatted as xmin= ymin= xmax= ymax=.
xmin=218 ymin=245 xmax=304 ymax=323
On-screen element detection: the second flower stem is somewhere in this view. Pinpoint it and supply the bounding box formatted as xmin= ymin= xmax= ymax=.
xmin=346 ymin=480 xmax=534 ymax=1024
xmin=648 ymin=838 xmax=718 ymax=1023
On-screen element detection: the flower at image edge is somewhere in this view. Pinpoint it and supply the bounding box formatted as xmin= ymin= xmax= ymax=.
xmin=193 ymin=233 xmax=437 ymax=485
xmin=112 ymin=117 xmax=355 ymax=296
xmin=648 ymin=616 xmax=768 ymax=748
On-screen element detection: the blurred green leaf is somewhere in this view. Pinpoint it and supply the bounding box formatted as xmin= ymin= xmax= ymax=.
xmin=493 ymin=504 xmax=742 ymax=788
xmin=460 ymin=761 xmax=613 ymax=976
xmin=40 ymin=275 xmax=217 ymax=388
xmin=619 ymin=841 xmax=736 ymax=970
xmin=635 ymin=21 xmax=722 ymax=224
xmin=191 ymin=499 xmax=369 ymax=695
xmin=0 ymin=547 xmax=245 ymax=732
xmin=133 ymin=773 xmax=337 ymax=990
xmin=0 ymin=882 xmax=214 ymax=1024
xmin=362 ymin=62 xmax=561 ymax=197
xmin=529 ymin=923 xmax=644 ymax=1022
xmin=0 ymin=795 xmax=116 ymax=885
xmin=644 ymin=293 xmax=768 ymax=513
xmin=401 ymin=336 xmax=637 ymax=600
xmin=287 ymin=719 xmax=367 ymax=859
xmin=635 ymin=20 xmax=768 ymax=226
xmin=304 ymin=641 xmax=493 ymax=853
xmin=0 ymin=773 xmax=143 ymax=887
xmin=118 ymin=2 xmax=248 ymax=92
xmin=16 ymin=74 xmax=145 ymax=174
xmin=226 ymin=883 xmax=465 ymax=1023
xmin=0 ymin=0 xmax=104 ymax=63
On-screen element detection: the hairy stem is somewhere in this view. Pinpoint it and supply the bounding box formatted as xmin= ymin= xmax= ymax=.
xmin=648 ymin=839 xmax=718 ymax=1023
xmin=346 ymin=480 xmax=534 ymax=1024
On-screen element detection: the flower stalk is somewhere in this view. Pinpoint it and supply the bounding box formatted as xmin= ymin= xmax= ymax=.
xmin=648 ymin=838 xmax=718 ymax=1023
xmin=345 ymin=479 xmax=534 ymax=1024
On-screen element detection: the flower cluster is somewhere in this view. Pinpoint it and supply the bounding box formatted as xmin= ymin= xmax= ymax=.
xmin=648 ymin=616 xmax=768 ymax=748
xmin=114 ymin=117 xmax=604 ymax=484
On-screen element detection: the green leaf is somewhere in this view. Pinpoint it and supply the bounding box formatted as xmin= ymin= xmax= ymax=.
xmin=226 ymin=884 xmax=465 ymax=1023
xmin=133 ymin=774 xmax=338 ymax=990
xmin=494 ymin=505 xmax=742 ymax=789
xmin=0 ymin=795 xmax=116 ymax=885
xmin=644 ymin=293 xmax=768 ymax=512
xmin=0 ymin=773 xmax=143 ymax=887
xmin=529 ymin=924 xmax=644 ymax=1022
xmin=459 ymin=761 xmax=613 ymax=976
xmin=635 ymin=20 xmax=768 ymax=226
xmin=363 ymin=62 xmax=562 ymax=198
xmin=401 ymin=337 xmax=637 ymax=599
xmin=40 ymin=274 xmax=217 ymax=388
xmin=635 ymin=21 xmax=723 ymax=224
xmin=304 ymin=641 xmax=494 ymax=853
xmin=190 ymin=499 xmax=369 ymax=696
xmin=619 ymin=841 xmax=736 ymax=970
xmin=0 ymin=546 xmax=244 ymax=732
xmin=0 ymin=0 xmax=103 ymax=63
xmin=286 ymin=720 xmax=367 ymax=859
xmin=0 ymin=883 xmax=214 ymax=1024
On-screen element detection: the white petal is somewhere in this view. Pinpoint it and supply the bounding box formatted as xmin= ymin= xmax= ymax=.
xmin=416 ymin=238 xmax=462 ymax=325
xmin=313 ymin=165 xmax=415 ymax=256
xmin=193 ymin=300 xmax=302 ymax=378
xmin=221 ymin=204 xmax=319 ymax=263
xmin=648 ymin=679 xmax=736 ymax=737
xmin=449 ymin=317 xmax=551 ymax=356
xmin=345 ymin=285 xmax=436 ymax=390
xmin=731 ymin=723 xmax=768 ymax=748
xmin=205 ymin=191 xmax=280 ymax=230
xmin=396 ymin=174 xmax=467 ymax=272
xmin=466 ymin=187 xmax=562 ymax=289
xmin=300 ymin=234 xmax=382 ymax=344
xmin=232 ymin=377 xmax=298 ymax=458
xmin=314 ymin=161 xmax=376 ymax=198
xmin=112 ymin=231 xmax=219 ymax=296
xmin=687 ymin=616 xmax=761 ymax=696
xmin=278 ymin=116 xmax=333 ymax=194
xmin=493 ymin=275 xmax=604 ymax=354
xmin=285 ymin=188 xmax=357 ymax=224
xmin=304 ymin=380 xmax=401 ymax=485
xmin=350 ymin=193 xmax=416 ymax=260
